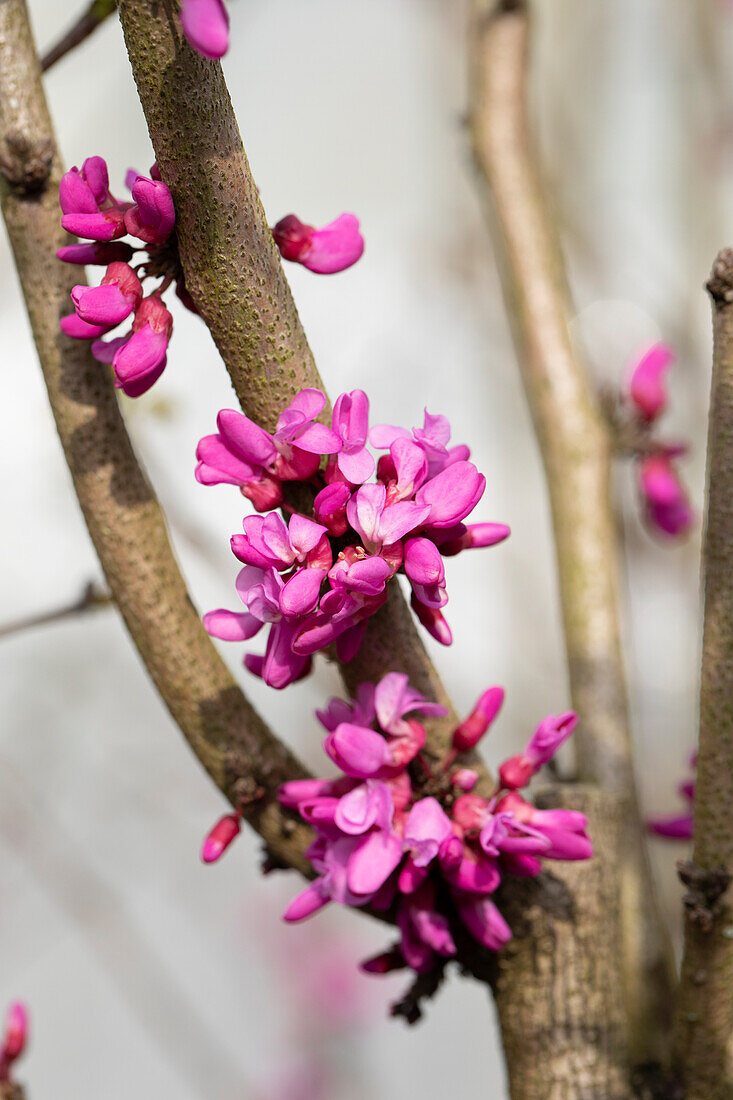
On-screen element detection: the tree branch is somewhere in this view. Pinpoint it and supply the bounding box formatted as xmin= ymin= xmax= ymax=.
xmin=0 ymin=0 xmax=313 ymax=876
xmin=492 ymin=786 xmax=630 ymax=1100
xmin=672 ymin=249 xmax=733 ymax=1098
xmin=116 ymin=0 xmax=472 ymax=773
xmin=40 ymin=0 xmax=117 ymax=72
xmin=0 ymin=581 xmax=112 ymax=640
xmin=469 ymin=0 xmax=674 ymax=1068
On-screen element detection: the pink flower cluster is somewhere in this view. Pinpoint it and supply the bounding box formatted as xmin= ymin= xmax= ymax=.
xmin=58 ymin=157 xmax=184 ymax=397
xmin=647 ymin=753 xmax=695 ymax=841
xmin=180 ymin=0 xmax=229 ymax=59
xmin=278 ymin=674 xmax=591 ymax=977
xmin=625 ymin=344 xmax=694 ymax=538
xmin=0 ymin=1002 xmax=28 ymax=1085
xmin=199 ymin=389 xmax=510 ymax=688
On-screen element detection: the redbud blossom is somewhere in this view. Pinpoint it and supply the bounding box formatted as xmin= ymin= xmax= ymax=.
xmin=201 ymin=813 xmax=241 ymax=863
xmin=0 ymin=1002 xmax=28 ymax=1083
xmin=452 ymin=686 xmax=505 ymax=752
xmin=272 ymin=213 xmax=364 ymax=274
xmin=628 ymin=343 xmax=674 ymax=422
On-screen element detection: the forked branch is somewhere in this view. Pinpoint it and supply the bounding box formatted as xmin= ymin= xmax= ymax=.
xmin=0 ymin=0 xmax=313 ymax=876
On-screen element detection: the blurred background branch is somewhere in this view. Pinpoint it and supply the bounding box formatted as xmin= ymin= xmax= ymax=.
xmin=40 ymin=0 xmax=117 ymax=72
xmin=469 ymin=0 xmax=674 ymax=1073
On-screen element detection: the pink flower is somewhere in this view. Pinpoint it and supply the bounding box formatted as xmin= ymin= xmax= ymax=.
xmin=499 ymin=711 xmax=577 ymax=789
xmin=71 ymin=261 xmax=142 ymax=327
xmin=331 ymin=390 xmax=375 ymax=483
xmin=201 ymin=813 xmax=241 ymax=863
xmin=639 ymin=453 xmax=694 ymax=538
xmin=180 ymin=0 xmax=229 ymax=58
xmin=627 ymin=343 xmax=674 ymax=422
xmin=125 ymin=174 xmax=176 ymax=244
xmin=279 ymin=676 xmax=590 ymax=996
xmin=452 ymin=686 xmax=505 ymax=752
xmin=59 ymin=157 xmax=185 ymax=398
xmin=0 ymin=1002 xmax=28 ymax=1083
xmin=648 ymin=754 xmax=695 ymax=840
xmin=272 ymin=213 xmax=364 ymax=274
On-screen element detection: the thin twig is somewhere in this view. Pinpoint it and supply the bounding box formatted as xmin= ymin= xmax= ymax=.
xmin=40 ymin=0 xmax=117 ymax=72
xmin=0 ymin=0 xmax=313 ymax=876
xmin=116 ymin=0 xmax=484 ymax=781
xmin=672 ymin=249 xmax=733 ymax=1098
xmin=0 ymin=581 xmax=113 ymax=641
xmin=469 ymin=0 xmax=674 ymax=1068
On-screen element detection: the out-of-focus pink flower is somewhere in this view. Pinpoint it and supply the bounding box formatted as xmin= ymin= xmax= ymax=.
xmin=648 ymin=754 xmax=695 ymax=840
xmin=201 ymin=812 xmax=241 ymax=863
xmin=180 ymin=0 xmax=230 ymax=58
xmin=272 ymin=213 xmax=364 ymax=274
xmin=638 ymin=453 xmax=695 ymax=538
xmin=452 ymin=686 xmax=505 ymax=752
xmin=0 ymin=1002 xmax=28 ymax=1083
xmin=627 ymin=343 xmax=674 ymax=422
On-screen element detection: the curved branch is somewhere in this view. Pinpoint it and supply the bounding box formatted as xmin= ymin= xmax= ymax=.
xmin=0 ymin=0 xmax=312 ymax=876
xmin=40 ymin=0 xmax=117 ymax=72
xmin=469 ymin=0 xmax=674 ymax=1066
xmin=672 ymin=249 xmax=733 ymax=1098
xmin=116 ymin=0 xmax=469 ymax=771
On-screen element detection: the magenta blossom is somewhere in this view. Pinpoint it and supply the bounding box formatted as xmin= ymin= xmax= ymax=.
xmin=627 ymin=343 xmax=674 ymax=422
xmin=618 ymin=341 xmax=695 ymax=540
xmin=59 ymin=156 xmax=186 ymax=397
xmin=0 ymin=1002 xmax=28 ymax=1085
xmin=648 ymin=754 xmax=696 ymax=840
xmin=272 ymin=213 xmax=364 ymax=274
xmin=180 ymin=0 xmax=229 ymax=58
xmin=199 ymin=388 xmax=509 ymax=686
xmin=278 ymin=676 xmax=591 ymax=1001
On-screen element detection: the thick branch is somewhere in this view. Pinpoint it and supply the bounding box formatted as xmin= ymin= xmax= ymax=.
xmin=116 ymin=0 xmax=468 ymax=769
xmin=469 ymin=0 xmax=674 ymax=1067
xmin=672 ymin=250 xmax=733 ymax=1099
xmin=493 ymin=786 xmax=631 ymax=1099
xmin=0 ymin=0 xmax=312 ymax=876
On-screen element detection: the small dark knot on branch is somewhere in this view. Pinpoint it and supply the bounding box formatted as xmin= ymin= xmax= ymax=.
xmin=630 ymin=1062 xmax=684 ymax=1100
xmin=707 ymin=248 xmax=733 ymax=305
xmin=0 ymin=131 xmax=54 ymax=193
xmin=677 ymin=859 xmax=731 ymax=932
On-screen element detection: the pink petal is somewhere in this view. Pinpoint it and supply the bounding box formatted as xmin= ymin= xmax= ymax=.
xmin=403 ymin=538 xmax=445 ymax=586
xmin=279 ymin=567 xmax=325 ymax=616
xmin=196 ymin=434 xmax=258 ymax=484
xmin=180 ymin=0 xmax=230 ymax=59
xmin=378 ymin=501 xmax=431 ymax=545
xmin=300 ymin=214 xmax=365 ymax=274
xmin=113 ymin=324 xmax=168 ymax=383
xmin=203 ymin=608 xmax=262 ymax=641
xmin=283 ymin=882 xmax=329 ymax=922
xmin=325 ymin=723 xmax=391 ymax=778
xmin=71 ymin=283 xmax=134 ymax=326
xmin=416 ymin=461 xmax=485 ymax=528
xmin=346 ymin=830 xmax=403 ymax=895
xmin=217 ymin=409 xmax=277 ymax=467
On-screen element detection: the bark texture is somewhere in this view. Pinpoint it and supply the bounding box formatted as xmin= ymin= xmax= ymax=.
xmin=469 ymin=0 xmax=674 ymax=1066
xmin=116 ymin=0 xmax=467 ymax=763
xmin=0 ymin=0 xmax=313 ymax=875
xmin=672 ymin=249 xmax=733 ymax=1099
xmin=494 ymin=786 xmax=631 ymax=1100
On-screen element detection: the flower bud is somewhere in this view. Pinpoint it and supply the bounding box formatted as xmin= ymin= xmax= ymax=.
xmin=201 ymin=813 xmax=241 ymax=864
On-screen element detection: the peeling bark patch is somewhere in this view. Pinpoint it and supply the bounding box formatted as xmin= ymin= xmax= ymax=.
xmin=677 ymin=860 xmax=731 ymax=932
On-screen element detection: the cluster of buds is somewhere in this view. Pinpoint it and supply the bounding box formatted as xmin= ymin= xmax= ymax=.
xmin=58 ymin=156 xmax=364 ymax=397
xmin=198 ymin=389 xmax=509 ymax=688
xmin=647 ymin=753 xmax=696 ymax=840
xmin=0 ymin=1003 xmax=28 ymax=1085
xmin=619 ymin=343 xmax=694 ymax=538
xmin=58 ymin=157 xmax=182 ymax=397
xmin=276 ymin=673 xmax=591 ymax=977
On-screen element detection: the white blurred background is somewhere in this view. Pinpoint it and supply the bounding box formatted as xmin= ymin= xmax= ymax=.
xmin=1 ymin=0 xmax=730 ymax=1095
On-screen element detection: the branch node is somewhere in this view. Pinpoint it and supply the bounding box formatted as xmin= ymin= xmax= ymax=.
xmin=677 ymin=859 xmax=731 ymax=932
xmin=706 ymin=247 xmax=733 ymax=304
xmin=0 ymin=131 xmax=54 ymax=193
